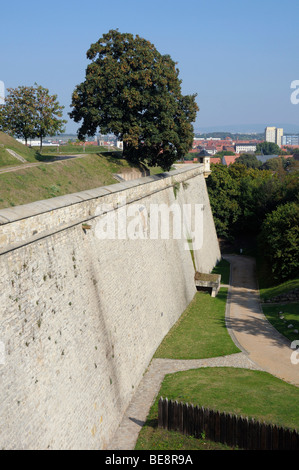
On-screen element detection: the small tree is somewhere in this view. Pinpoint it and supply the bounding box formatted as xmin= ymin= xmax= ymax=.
xmin=0 ymin=85 xmax=37 ymax=145
xmin=33 ymin=84 xmax=66 ymax=151
xmin=69 ymin=30 xmax=198 ymax=171
xmin=0 ymin=83 xmax=66 ymax=150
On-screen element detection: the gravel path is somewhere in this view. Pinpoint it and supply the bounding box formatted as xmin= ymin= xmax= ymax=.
xmin=107 ymin=353 xmax=262 ymax=450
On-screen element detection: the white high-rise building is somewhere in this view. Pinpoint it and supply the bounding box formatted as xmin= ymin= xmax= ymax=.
xmin=0 ymin=81 xmax=5 ymax=105
xmin=265 ymin=126 xmax=284 ymax=147
xmin=276 ymin=128 xmax=283 ymax=147
xmin=265 ymin=126 xmax=276 ymax=143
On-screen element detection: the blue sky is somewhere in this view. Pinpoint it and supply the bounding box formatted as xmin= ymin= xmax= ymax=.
xmin=1 ymin=0 xmax=299 ymax=134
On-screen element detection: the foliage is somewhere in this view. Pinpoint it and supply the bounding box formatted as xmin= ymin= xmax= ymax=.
xmin=33 ymin=84 xmax=66 ymax=150
xmin=259 ymin=202 xmax=299 ymax=281
xmin=205 ymin=164 xmax=242 ymax=238
xmin=236 ymin=153 xmax=261 ymax=168
xmin=69 ymin=29 xmax=198 ymax=171
xmin=207 ymin=162 xmax=299 ymax=238
xmin=213 ymin=150 xmax=235 ymax=157
xmin=0 ymin=84 xmax=66 ymax=149
xmin=207 ymin=161 xmax=299 ymax=282
xmin=0 ymin=85 xmax=37 ymax=145
xmin=256 ymin=141 xmax=281 ymax=155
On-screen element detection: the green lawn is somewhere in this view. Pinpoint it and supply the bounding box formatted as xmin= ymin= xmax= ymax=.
xmin=262 ymin=303 xmax=299 ymax=342
xmin=136 ymin=367 xmax=299 ymax=450
xmin=154 ymin=288 xmax=240 ymax=360
xmin=212 ymin=258 xmax=230 ymax=285
xmin=136 ymin=274 xmax=299 ymax=451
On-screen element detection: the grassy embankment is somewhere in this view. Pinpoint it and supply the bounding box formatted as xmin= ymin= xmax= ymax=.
xmin=135 ymin=259 xmax=299 ymax=450
xmin=253 ymin=247 xmax=299 ymax=344
xmin=0 ymin=132 xmax=164 ymax=209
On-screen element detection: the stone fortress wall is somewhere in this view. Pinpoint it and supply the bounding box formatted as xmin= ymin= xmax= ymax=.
xmin=0 ymin=164 xmax=220 ymax=449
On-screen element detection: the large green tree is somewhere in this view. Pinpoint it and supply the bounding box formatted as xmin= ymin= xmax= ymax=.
xmin=69 ymin=30 xmax=198 ymax=170
xmin=256 ymin=141 xmax=281 ymax=155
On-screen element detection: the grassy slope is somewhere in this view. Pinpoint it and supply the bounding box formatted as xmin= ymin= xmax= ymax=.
xmin=259 ymin=278 xmax=299 ymax=300
xmin=0 ymin=153 xmax=133 ymax=208
xmin=0 ymin=131 xmax=38 ymax=163
xmin=0 ymin=132 xmax=167 ymax=208
xmin=0 ymin=147 xmax=23 ymax=167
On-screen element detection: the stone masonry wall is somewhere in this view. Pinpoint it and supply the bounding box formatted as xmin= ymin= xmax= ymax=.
xmin=0 ymin=164 xmax=220 ymax=449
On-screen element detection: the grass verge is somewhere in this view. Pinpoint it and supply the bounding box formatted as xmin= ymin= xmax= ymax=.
xmin=212 ymin=258 xmax=230 ymax=285
xmin=154 ymin=288 xmax=240 ymax=360
xmin=262 ymin=303 xmax=299 ymax=342
xmin=135 ymin=367 xmax=299 ymax=450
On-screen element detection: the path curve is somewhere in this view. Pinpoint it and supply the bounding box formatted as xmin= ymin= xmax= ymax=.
xmin=224 ymin=254 xmax=299 ymax=387
xmin=107 ymin=254 xmax=298 ymax=450
xmin=107 ymin=353 xmax=261 ymax=450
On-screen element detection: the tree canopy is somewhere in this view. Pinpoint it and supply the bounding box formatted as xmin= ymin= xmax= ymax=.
xmin=69 ymin=30 xmax=199 ymax=170
xmin=0 ymin=83 xmax=66 ymax=149
xmin=206 ymin=159 xmax=299 ymax=282
xmin=236 ymin=153 xmax=261 ymax=168
xmin=256 ymin=141 xmax=281 ymax=155
xmin=0 ymin=85 xmax=37 ymax=146
xmin=260 ymin=202 xmax=299 ymax=281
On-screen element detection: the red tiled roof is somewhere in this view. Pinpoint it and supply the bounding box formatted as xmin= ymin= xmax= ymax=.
xmin=223 ymin=155 xmax=239 ymax=165
xmin=210 ymin=158 xmax=221 ymax=164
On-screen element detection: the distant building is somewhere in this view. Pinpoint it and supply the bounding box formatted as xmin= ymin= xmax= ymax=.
xmin=265 ymin=126 xmax=283 ymax=147
xmin=282 ymin=135 xmax=299 ymax=146
xmin=235 ymin=143 xmax=257 ymax=153
xmin=265 ymin=126 xmax=276 ymax=143
xmin=276 ymin=128 xmax=283 ymax=147
xmin=222 ymin=155 xmax=240 ymax=166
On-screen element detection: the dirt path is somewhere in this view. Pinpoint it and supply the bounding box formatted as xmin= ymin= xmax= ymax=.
xmin=0 ymin=154 xmax=86 ymax=174
xmin=224 ymin=254 xmax=299 ymax=387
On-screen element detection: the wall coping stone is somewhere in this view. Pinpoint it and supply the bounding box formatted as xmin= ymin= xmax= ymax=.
xmin=0 ymin=164 xmax=203 ymax=225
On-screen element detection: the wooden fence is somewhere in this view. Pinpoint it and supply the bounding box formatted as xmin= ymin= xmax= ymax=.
xmin=158 ymin=397 xmax=299 ymax=450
